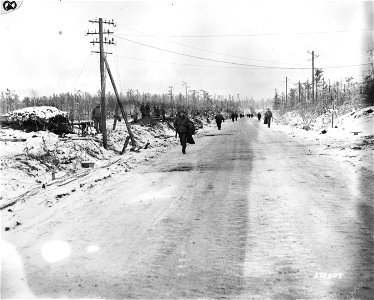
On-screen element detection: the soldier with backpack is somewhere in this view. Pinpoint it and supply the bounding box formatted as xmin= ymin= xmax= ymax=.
xmin=231 ymin=112 xmax=235 ymax=122
xmin=173 ymin=110 xmax=195 ymax=154
xmin=215 ymin=112 xmax=225 ymax=130
xmin=91 ymin=103 xmax=101 ymax=134
xmin=264 ymin=108 xmax=273 ymax=128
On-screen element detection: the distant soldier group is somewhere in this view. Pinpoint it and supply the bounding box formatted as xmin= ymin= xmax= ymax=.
xmin=231 ymin=112 xmax=238 ymax=122
xmin=139 ymin=102 xmax=151 ymax=118
xmin=244 ymin=108 xmax=273 ymax=127
xmin=91 ymin=103 xmax=274 ymax=156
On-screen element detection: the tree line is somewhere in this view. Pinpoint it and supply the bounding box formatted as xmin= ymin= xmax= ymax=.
xmin=0 ymin=88 xmax=242 ymax=121
xmin=272 ymin=69 xmax=374 ymax=116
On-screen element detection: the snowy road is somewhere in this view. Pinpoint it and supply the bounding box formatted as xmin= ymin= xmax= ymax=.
xmin=2 ymin=118 xmax=373 ymax=299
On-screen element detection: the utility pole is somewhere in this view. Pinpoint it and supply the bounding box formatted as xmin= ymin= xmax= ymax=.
xmin=99 ymin=19 xmax=106 ymax=148
xmin=308 ymin=50 xmax=319 ymax=102
xmin=311 ymin=51 xmax=314 ymax=102
xmin=182 ymin=81 xmax=189 ymax=108
xmin=298 ymin=81 xmax=301 ymax=103
xmin=311 ymin=52 xmax=314 ymax=102
xmin=169 ymin=86 xmax=173 ymax=116
xmin=285 ymin=76 xmax=288 ymax=108
xmin=87 ymin=18 xmax=115 ymax=149
xmin=366 ymin=46 xmax=374 ymax=77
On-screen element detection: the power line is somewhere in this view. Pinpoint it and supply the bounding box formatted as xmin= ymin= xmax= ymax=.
xmin=115 ymin=28 xmax=373 ymax=38
xmin=118 ymin=54 xmax=369 ymax=71
xmin=114 ymin=34 xmax=309 ymax=70
xmin=116 ymin=24 xmax=308 ymax=67
xmin=113 ymin=44 xmax=123 ymax=94
xmin=73 ymin=52 xmax=92 ymax=88
xmin=114 ymin=34 xmax=371 ymax=70
xmin=116 ymin=55 xmax=258 ymax=69
xmin=323 ymin=64 xmax=369 ymax=69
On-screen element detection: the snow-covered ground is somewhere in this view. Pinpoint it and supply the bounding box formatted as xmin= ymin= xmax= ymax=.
xmin=1 ymin=107 xmax=372 ymax=209
xmin=272 ymin=106 xmax=373 ymax=177
xmin=0 ymin=116 xmax=215 ymax=209
xmin=276 ymin=105 xmax=373 ymax=134
xmin=1 ymin=110 xmax=372 ymax=299
xmin=1 ymin=108 xmax=372 ymax=299
xmin=2 ymin=106 xmax=68 ymax=121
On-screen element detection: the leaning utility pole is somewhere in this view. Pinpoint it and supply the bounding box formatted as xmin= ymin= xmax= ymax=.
xmin=87 ymin=18 xmax=115 ymax=149
xmin=104 ymin=56 xmax=136 ymax=147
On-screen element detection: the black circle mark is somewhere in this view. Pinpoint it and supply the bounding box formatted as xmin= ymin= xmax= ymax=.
xmin=3 ymin=1 xmax=17 ymax=11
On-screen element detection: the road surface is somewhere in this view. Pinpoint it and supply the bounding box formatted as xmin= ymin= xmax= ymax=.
xmin=2 ymin=117 xmax=373 ymax=299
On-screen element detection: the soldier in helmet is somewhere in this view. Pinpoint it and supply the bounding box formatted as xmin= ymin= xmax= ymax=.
xmin=231 ymin=112 xmax=235 ymax=122
xmin=91 ymin=103 xmax=101 ymax=134
xmin=173 ymin=110 xmax=191 ymax=154
xmin=264 ymin=108 xmax=273 ymax=128
xmin=215 ymin=112 xmax=225 ymax=130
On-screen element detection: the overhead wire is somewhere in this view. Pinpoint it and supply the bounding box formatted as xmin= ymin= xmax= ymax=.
xmin=114 ymin=34 xmax=370 ymax=70
xmin=116 ymin=55 xmax=253 ymax=69
xmin=124 ymin=28 xmax=373 ymax=38
xmin=114 ymin=34 xmax=309 ymax=70
xmin=73 ymin=51 xmax=92 ymax=89
xmin=114 ymin=43 xmax=123 ymax=95
xmin=116 ymin=24 xmax=309 ymax=67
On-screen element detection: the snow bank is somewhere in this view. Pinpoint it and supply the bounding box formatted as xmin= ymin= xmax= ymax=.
xmin=2 ymin=106 xmax=68 ymax=121
xmin=275 ymin=110 xmax=305 ymax=127
xmin=1 ymin=106 xmax=72 ymax=135
xmin=272 ymin=106 xmax=373 ymax=186
xmin=275 ymin=106 xmax=374 ymax=136
xmin=331 ymin=106 xmax=374 ymax=136
xmin=0 ymin=116 xmax=213 ymax=207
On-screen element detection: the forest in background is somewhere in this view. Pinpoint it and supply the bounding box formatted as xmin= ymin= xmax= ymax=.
xmin=1 ymin=68 xmax=373 ymax=122
xmin=271 ymin=68 xmax=374 ymax=122
xmin=0 ymin=88 xmax=247 ymax=121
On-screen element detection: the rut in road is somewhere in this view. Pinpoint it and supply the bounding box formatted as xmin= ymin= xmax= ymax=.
xmin=122 ymin=124 xmax=258 ymax=298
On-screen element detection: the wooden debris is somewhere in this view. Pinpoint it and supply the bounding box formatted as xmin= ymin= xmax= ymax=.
xmin=350 ymin=131 xmax=362 ymax=135
xmin=81 ymin=161 xmax=95 ymax=168
xmin=121 ymin=136 xmax=131 ymax=155
xmin=0 ymin=138 xmax=27 ymax=142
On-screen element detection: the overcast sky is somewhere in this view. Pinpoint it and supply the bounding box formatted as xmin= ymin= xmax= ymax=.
xmin=0 ymin=0 xmax=372 ymax=100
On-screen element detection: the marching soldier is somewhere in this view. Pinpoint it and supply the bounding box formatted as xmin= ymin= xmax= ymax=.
xmin=91 ymin=104 xmax=101 ymax=134
xmin=174 ymin=110 xmax=193 ymax=154
xmin=264 ymin=108 xmax=273 ymax=128
xmin=215 ymin=112 xmax=225 ymax=130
